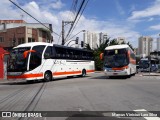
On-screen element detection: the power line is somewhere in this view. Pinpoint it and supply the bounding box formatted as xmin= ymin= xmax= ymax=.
xmin=9 ymin=0 xmax=60 ymax=37
xmin=65 ymin=0 xmax=86 ymax=40
xmin=67 ymin=0 xmax=89 ymax=40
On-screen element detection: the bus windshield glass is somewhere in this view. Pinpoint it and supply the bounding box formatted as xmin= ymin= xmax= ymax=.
xmin=7 ymin=47 xmax=31 ymax=72
xmin=104 ymin=49 xmax=129 ymax=68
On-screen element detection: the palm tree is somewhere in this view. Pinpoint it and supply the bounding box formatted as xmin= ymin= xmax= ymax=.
xmin=109 ymin=39 xmax=119 ymax=46
xmin=120 ymin=41 xmax=134 ymax=51
xmin=84 ymin=37 xmax=120 ymax=70
xmin=84 ymin=43 xmax=92 ymax=51
xmin=127 ymin=42 xmax=134 ymax=51
xmin=84 ymin=37 xmax=135 ymax=70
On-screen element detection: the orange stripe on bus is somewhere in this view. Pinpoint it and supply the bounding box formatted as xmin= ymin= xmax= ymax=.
xmin=53 ymin=71 xmax=81 ymax=76
xmin=7 ymin=70 xmax=95 ymax=79
xmin=112 ymin=66 xmax=128 ymax=70
xmin=86 ymin=70 xmax=95 ymax=72
xmin=7 ymin=73 xmax=43 ymax=79
xmin=53 ymin=70 xmax=95 ymax=76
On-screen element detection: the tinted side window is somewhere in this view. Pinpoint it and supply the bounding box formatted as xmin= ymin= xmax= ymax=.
xmin=29 ymin=45 xmax=45 ymax=70
xmin=44 ymin=46 xmax=53 ymax=58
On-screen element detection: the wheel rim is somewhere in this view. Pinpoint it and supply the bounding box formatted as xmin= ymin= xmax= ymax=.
xmin=45 ymin=72 xmax=51 ymax=81
xmin=82 ymin=70 xmax=86 ymax=77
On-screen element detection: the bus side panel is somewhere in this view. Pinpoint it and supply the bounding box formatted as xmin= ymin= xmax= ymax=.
xmin=40 ymin=59 xmax=95 ymax=78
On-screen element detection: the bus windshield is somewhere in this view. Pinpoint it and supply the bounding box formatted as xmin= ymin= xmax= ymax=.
xmin=104 ymin=49 xmax=129 ymax=68
xmin=7 ymin=47 xmax=31 ymax=72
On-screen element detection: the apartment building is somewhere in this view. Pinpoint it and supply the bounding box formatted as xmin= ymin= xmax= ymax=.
xmin=83 ymin=31 xmax=107 ymax=49
xmin=138 ymin=36 xmax=153 ymax=57
xmin=117 ymin=37 xmax=126 ymax=44
xmin=0 ymin=20 xmax=53 ymax=50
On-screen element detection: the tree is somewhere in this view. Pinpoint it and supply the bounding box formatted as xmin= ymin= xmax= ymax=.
xmin=85 ymin=37 xmax=136 ymax=71
xmin=109 ymin=39 xmax=119 ymax=46
xmin=84 ymin=37 xmax=119 ymax=70
xmin=127 ymin=42 xmax=134 ymax=51
xmin=121 ymin=41 xmax=134 ymax=51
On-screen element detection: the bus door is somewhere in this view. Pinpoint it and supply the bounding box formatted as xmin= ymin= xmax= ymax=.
xmin=28 ymin=45 xmax=45 ymax=74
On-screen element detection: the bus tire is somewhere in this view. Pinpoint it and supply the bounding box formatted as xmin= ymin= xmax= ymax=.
xmin=44 ymin=71 xmax=52 ymax=82
xmin=81 ymin=69 xmax=86 ymax=77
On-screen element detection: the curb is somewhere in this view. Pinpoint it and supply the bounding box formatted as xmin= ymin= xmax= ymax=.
xmin=0 ymin=79 xmax=9 ymax=83
xmin=138 ymin=73 xmax=160 ymax=76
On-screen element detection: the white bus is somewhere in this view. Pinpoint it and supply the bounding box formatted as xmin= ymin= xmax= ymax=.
xmin=101 ymin=44 xmax=136 ymax=77
xmin=7 ymin=42 xmax=95 ymax=82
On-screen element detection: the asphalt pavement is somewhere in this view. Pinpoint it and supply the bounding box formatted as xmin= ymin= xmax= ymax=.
xmin=0 ymin=72 xmax=160 ymax=120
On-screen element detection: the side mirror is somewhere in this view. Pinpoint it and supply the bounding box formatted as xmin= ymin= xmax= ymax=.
xmin=23 ymin=50 xmax=36 ymax=59
xmin=100 ymin=53 xmax=104 ymax=60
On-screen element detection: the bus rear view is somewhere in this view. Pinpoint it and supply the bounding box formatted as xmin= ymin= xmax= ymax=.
xmin=103 ymin=45 xmax=136 ymax=77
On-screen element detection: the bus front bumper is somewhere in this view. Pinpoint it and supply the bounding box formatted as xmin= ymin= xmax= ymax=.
xmin=104 ymin=69 xmax=129 ymax=76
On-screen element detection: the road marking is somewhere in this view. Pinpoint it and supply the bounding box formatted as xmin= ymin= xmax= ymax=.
xmin=134 ymin=109 xmax=160 ymax=120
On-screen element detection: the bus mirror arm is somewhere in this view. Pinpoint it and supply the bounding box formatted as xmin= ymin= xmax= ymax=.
xmin=100 ymin=53 xmax=104 ymax=60
xmin=23 ymin=50 xmax=36 ymax=59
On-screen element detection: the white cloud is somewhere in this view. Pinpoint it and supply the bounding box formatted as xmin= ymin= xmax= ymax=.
xmin=115 ymin=0 xmax=125 ymax=15
xmin=128 ymin=0 xmax=160 ymax=20
xmin=0 ymin=0 xmax=140 ymax=47
xmin=148 ymin=17 xmax=154 ymax=21
xmin=150 ymin=24 xmax=160 ymax=30
xmin=72 ymin=17 xmax=140 ymax=47
xmin=51 ymin=0 xmax=64 ymax=9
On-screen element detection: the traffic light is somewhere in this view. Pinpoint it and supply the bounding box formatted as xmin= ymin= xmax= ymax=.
xmin=75 ymin=37 xmax=79 ymax=44
xmin=81 ymin=41 xmax=84 ymax=47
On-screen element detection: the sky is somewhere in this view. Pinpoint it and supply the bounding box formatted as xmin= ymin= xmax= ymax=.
xmin=1 ymin=0 xmax=160 ymax=49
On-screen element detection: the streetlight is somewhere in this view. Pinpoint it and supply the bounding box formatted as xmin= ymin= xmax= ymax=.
xmin=64 ymin=30 xmax=86 ymax=46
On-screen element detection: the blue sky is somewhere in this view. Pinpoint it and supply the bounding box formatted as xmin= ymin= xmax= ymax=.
xmin=1 ymin=0 xmax=160 ymax=49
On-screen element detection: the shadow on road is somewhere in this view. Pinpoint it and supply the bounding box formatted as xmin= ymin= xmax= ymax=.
xmin=90 ymin=76 xmax=131 ymax=80
xmin=0 ymin=80 xmax=42 ymax=85
xmin=0 ymin=76 xmax=90 ymax=85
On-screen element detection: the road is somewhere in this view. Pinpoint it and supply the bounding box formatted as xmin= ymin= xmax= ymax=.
xmin=0 ymin=73 xmax=160 ymax=120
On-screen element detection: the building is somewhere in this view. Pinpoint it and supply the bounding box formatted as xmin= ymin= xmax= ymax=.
xmin=157 ymin=37 xmax=160 ymax=51
xmin=134 ymin=48 xmax=138 ymax=55
xmin=83 ymin=31 xmax=98 ymax=49
xmin=0 ymin=20 xmax=26 ymax=24
xmin=117 ymin=37 xmax=126 ymax=44
xmin=0 ymin=20 xmax=53 ymax=50
xmin=138 ymin=36 xmax=153 ymax=57
xmin=99 ymin=32 xmax=107 ymax=44
xmin=83 ymin=31 xmax=107 ymax=49
xmin=0 ymin=46 xmax=8 ymax=79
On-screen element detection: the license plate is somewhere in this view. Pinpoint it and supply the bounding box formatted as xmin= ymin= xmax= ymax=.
xmin=113 ymin=73 xmax=118 ymax=75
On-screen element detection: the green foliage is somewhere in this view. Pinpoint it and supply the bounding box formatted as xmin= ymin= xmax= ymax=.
xmin=84 ymin=37 xmax=120 ymax=71
xmin=126 ymin=42 xmax=134 ymax=51
xmin=84 ymin=37 xmax=134 ymax=71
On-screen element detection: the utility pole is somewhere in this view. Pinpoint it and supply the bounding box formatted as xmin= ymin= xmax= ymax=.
xmin=62 ymin=21 xmax=65 ymax=45
xmin=61 ymin=21 xmax=73 ymax=45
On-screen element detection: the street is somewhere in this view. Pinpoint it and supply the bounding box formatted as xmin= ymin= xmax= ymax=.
xmin=0 ymin=72 xmax=160 ymax=120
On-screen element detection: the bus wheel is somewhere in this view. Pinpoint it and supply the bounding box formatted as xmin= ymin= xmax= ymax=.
xmin=81 ymin=69 xmax=86 ymax=77
xmin=44 ymin=71 xmax=52 ymax=82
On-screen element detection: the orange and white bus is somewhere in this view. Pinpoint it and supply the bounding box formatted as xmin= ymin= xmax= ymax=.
xmin=7 ymin=42 xmax=95 ymax=82
xmin=101 ymin=44 xmax=136 ymax=77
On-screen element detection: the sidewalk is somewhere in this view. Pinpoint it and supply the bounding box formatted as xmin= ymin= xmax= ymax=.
xmin=138 ymin=72 xmax=160 ymax=76
xmin=0 ymin=79 xmax=9 ymax=83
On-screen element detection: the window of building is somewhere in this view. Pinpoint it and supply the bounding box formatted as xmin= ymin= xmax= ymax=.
xmin=0 ymin=37 xmax=4 ymax=42
xmin=18 ymin=38 xmax=25 ymax=45
xmin=28 ymin=37 xmax=35 ymax=42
